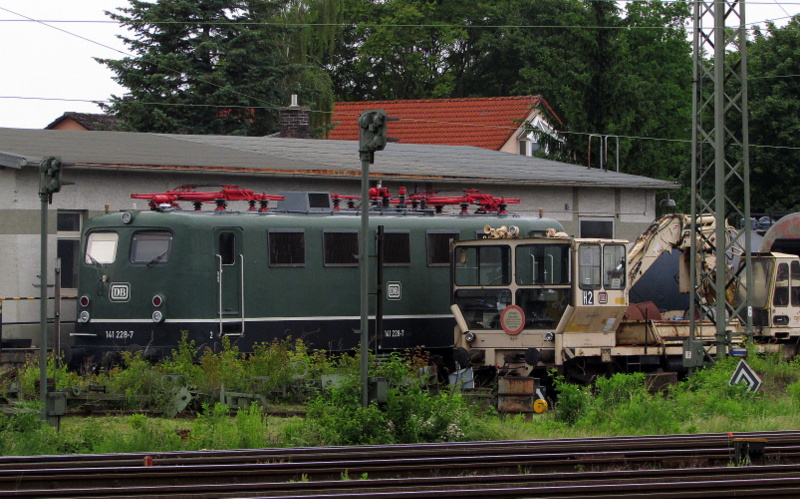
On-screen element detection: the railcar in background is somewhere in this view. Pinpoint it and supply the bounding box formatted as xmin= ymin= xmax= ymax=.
xmin=70 ymin=186 xmax=563 ymax=368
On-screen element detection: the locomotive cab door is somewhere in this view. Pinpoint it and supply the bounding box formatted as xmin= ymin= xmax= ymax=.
xmin=214 ymin=228 xmax=244 ymax=336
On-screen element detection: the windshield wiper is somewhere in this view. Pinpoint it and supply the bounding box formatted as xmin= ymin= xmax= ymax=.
xmin=146 ymin=250 xmax=169 ymax=267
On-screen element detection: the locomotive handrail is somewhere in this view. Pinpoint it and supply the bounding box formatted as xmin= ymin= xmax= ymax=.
xmin=216 ymin=254 xmax=223 ymax=338
xmin=239 ymin=253 xmax=245 ymax=337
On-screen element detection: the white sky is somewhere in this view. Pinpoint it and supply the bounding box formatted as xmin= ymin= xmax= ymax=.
xmin=0 ymin=0 xmax=798 ymax=130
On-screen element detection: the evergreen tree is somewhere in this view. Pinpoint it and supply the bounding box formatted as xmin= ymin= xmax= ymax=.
xmin=99 ymin=0 xmax=333 ymax=136
xmin=748 ymin=16 xmax=800 ymax=212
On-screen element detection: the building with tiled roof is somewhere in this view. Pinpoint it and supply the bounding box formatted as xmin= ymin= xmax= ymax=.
xmin=45 ymin=112 xmax=120 ymax=131
xmin=329 ymin=96 xmax=560 ymax=156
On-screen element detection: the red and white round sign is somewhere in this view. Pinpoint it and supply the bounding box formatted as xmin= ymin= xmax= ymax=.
xmin=500 ymin=305 xmax=525 ymax=335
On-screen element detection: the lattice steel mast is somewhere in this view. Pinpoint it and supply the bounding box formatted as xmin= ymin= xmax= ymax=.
xmin=688 ymin=0 xmax=753 ymax=365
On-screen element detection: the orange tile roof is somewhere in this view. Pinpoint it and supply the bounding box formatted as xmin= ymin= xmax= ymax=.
xmin=329 ymin=96 xmax=557 ymax=151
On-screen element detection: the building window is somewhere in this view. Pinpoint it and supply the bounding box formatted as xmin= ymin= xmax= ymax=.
xmin=427 ymin=232 xmax=459 ymax=266
xmin=580 ymin=219 xmax=614 ymax=239
xmin=57 ymin=211 xmax=83 ymax=289
xmin=324 ymin=231 xmax=359 ymax=266
xmin=269 ymin=230 xmax=305 ymax=266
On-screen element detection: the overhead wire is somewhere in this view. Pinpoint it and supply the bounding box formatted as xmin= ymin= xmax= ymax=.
xmin=0 ymin=4 xmax=798 ymax=153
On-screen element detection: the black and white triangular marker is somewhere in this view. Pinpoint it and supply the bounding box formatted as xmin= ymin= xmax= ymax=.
xmin=729 ymin=359 xmax=762 ymax=393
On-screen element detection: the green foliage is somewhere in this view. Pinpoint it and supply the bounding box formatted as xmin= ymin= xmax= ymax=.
xmin=99 ymin=0 xmax=333 ymax=136
xmin=281 ymin=352 xmax=478 ymax=446
xmin=0 ymin=400 xmax=60 ymax=455
xmin=747 ymin=15 xmax=800 ymax=212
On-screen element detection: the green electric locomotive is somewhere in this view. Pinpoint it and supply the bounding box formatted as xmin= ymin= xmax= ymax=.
xmin=71 ymin=186 xmax=563 ymax=367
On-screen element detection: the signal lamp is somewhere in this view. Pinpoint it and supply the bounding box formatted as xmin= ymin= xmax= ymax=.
xmin=464 ymin=331 xmax=476 ymax=344
xmin=152 ymin=310 xmax=164 ymax=323
xmin=152 ymin=295 xmax=164 ymax=307
xmin=79 ymin=295 xmax=90 ymax=307
xmin=78 ymin=311 xmax=90 ymax=323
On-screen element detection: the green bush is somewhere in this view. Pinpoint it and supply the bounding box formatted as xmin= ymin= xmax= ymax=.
xmin=280 ymin=352 xmax=479 ymax=447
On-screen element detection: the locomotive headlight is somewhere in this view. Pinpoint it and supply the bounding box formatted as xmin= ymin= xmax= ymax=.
xmin=152 ymin=294 xmax=164 ymax=307
xmin=152 ymin=310 xmax=164 ymax=323
xmin=78 ymin=311 xmax=90 ymax=323
xmin=544 ymin=332 xmax=555 ymax=342
xmin=464 ymin=331 xmax=476 ymax=344
xmin=79 ymin=295 xmax=90 ymax=307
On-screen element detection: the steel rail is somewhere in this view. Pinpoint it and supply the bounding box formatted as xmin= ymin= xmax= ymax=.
xmin=5 ymin=464 xmax=800 ymax=497
xmin=0 ymin=430 xmax=796 ymax=471
xmin=1 ymin=444 xmax=799 ymax=492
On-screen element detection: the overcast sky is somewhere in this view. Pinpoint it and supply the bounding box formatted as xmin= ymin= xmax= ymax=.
xmin=0 ymin=1 xmax=798 ymax=130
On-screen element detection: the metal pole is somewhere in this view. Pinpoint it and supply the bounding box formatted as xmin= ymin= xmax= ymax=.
xmin=714 ymin=1 xmax=728 ymax=358
xmin=359 ymin=158 xmax=370 ymax=408
xmin=39 ymin=196 xmax=48 ymax=419
xmin=375 ymin=225 xmax=385 ymax=356
xmin=55 ymin=262 xmax=62 ymax=369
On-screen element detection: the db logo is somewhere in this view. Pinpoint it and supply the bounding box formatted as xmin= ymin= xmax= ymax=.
xmin=110 ymin=283 xmax=130 ymax=302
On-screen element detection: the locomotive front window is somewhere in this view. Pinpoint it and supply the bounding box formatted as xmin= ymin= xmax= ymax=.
xmin=427 ymin=231 xmax=459 ymax=266
xmin=269 ymin=230 xmax=305 ymax=266
xmin=384 ymin=232 xmax=410 ymax=266
xmin=603 ymin=244 xmax=626 ymax=290
xmin=515 ymin=244 xmax=570 ymax=285
xmin=324 ymin=231 xmax=359 ymax=266
xmin=454 ymin=245 xmax=510 ymax=286
xmin=85 ymin=232 xmax=118 ymax=265
xmin=454 ymin=288 xmax=512 ymax=329
xmin=130 ymin=231 xmax=173 ymax=265
xmin=578 ymin=244 xmax=601 ymax=290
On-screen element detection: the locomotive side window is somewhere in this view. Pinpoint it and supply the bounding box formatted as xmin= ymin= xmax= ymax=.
xmin=454 ymin=246 xmax=510 ymax=286
xmin=774 ymin=262 xmax=790 ymax=307
xmin=603 ymin=244 xmax=626 ymax=290
xmin=578 ymin=244 xmax=601 ymax=289
xmin=384 ymin=232 xmax=410 ymax=266
xmin=217 ymin=232 xmax=236 ymax=265
xmin=268 ymin=230 xmax=305 ymax=266
xmin=515 ymin=244 xmax=570 ymax=285
xmin=792 ymin=261 xmax=800 ymax=306
xmin=427 ymin=231 xmax=459 ymax=266
xmin=324 ymin=231 xmax=359 ymax=266
xmin=131 ymin=231 xmax=173 ymax=265
xmin=85 ymin=232 xmax=119 ymax=265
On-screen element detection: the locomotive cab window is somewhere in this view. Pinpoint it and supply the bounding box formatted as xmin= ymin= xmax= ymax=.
xmin=454 ymin=246 xmax=510 ymax=286
xmin=130 ymin=231 xmax=173 ymax=265
xmin=269 ymin=230 xmax=305 ymax=266
xmin=603 ymin=244 xmax=626 ymax=290
xmin=578 ymin=244 xmax=601 ymax=289
xmin=427 ymin=231 xmax=459 ymax=266
xmin=774 ymin=262 xmax=790 ymax=307
xmin=515 ymin=244 xmax=570 ymax=285
xmin=324 ymin=231 xmax=359 ymax=266
xmin=85 ymin=232 xmax=119 ymax=265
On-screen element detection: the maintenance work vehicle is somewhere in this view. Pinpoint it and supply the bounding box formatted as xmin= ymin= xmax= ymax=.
xmin=449 ymin=213 xmax=800 ymax=411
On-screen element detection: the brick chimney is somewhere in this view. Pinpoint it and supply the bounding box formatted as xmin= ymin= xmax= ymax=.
xmin=279 ymin=94 xmax=311 ymax=138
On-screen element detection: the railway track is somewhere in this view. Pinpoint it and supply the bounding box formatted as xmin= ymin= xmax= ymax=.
xmin=1 ymin=431 xmax=799 ymax=497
